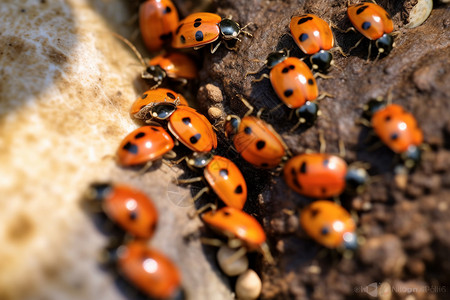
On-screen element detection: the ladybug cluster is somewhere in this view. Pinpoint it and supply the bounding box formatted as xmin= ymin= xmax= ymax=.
xmin=86 ymin=0 xmax=426 ymax=299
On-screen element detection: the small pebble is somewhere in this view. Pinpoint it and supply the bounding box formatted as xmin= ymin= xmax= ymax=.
xmin=235 ymin=269 xmax=262 ymax=300
xmin=216 ymin=245 xmax=249 ymax=276
xmin=208 ymin=106 xmax=223 ymax=119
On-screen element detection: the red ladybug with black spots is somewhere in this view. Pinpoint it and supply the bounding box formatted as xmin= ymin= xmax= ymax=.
xmin=347 ymin=2 xmax=395 ymax=56
xmin=172 ymin=12 xmax=252 ymax=53
xmin=130 ymin=88 xmax=188 ymax=120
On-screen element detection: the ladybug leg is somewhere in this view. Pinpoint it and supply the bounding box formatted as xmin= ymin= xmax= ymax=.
xmin=251 ymin=73 xmax=270 ymax=83
xmin=240 ymin=22 xmax=254 ymax=37
xmin=317 ymin=92 xmax=334 ymax=100
xmin=200 ymin=237 xmax=224 ymax=247
xmin=137 ymin=161 xmax=154 ymax=175
xmin=366 ymin=42 xmax=373 ymax=62
xmin=163 ymin=150 xmax=177 ymax=160
xmin=211 ymin=41 xmax=223 ymax=54
xmin=313 ymin=72 xmax=333 ymax=79
xmin=190 ymin=186 xmax=210 ymax=203
xmin=221 ymin=246 xmax=248 ymax=266
xmin=260 ymin=242 xmax=275 ymax=264
xmin=176 ymin=176 xmax=204 ymax=184
xmin=346 ymin=37 xmax=365 ymax=55
xmin=238 ymin=96 xmax=255 ymax=117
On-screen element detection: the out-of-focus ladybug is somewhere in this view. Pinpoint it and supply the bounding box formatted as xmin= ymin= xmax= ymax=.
xmin=362 ymin=98 xmax=423 ymax=169
xmin=149 ymin=103 xmax=218 ymax=153
xmin=201 ymin=206 xmax=273 ymax=263
xmin=172 ymin=12 xmax=252 ymax=53
xmin=110 ymin=241 xmax=183 ymax=299
xmin=139 ymin=0 xmax=179 ymax=52
xmin=177 ymin=152 xmax=247 ymax=210
xmin=116 ymin=125 xmax=176 ymax=168
xmin=300 ymin=200 xmax=357 ymax=249
xmin=130 ymin=88 xmax=188 ymax=120
xmin=283 ymin=153 xmax=368 ymax=199
xmin=84 ymin=183 xmax=158 ymax=240
xmin=290 ymin=14 xmax=336 ymax=72
xmin=347 ymin=2 xmax=395 ymax=58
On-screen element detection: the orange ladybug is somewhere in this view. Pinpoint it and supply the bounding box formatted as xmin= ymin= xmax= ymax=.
xmin=139 ymin=0 xmax=179 ymax=52
xmin=283 ymin=153 xmax=368 ymax=198
xmin=251 ymin=49 xmax=321 ymax=129
xmin=150 ymin=103 xmax=217 ymax=153
xmin=364 ymin=99 xmax=423 ymax=168
xmin=225 ymin=114 xmax=288 ymax=169
xmin=179 ymin=153 xmax=247 ymax=210
xmin=143 ymin=52 xmax=198 ymax=87
xmin=130 ymin=88 xmax=188 ymax=120
xmin=201 ymin=206 xmax=273 ymax=262
xmin=290 ymin=14 xmax=335 ymax=72
xmin=172 ymin=12 xmax=252 ymax=53
xmin=116 ymin=126 xmax=175 ymax=167
xmin=347 ymin=2 xmax=394 ymax=55
xmin=85 ymin=183 xmax=158 ymax=239
xmin=300 ymin=200 xmax=357 ymax=249
xmin=115 ymin=241 xmax=183 ymax=299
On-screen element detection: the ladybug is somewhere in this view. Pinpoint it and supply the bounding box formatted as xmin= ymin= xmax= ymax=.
xmin=300 ymin=200 xmax=357 ymax=249
xmin=139 ymin=0 xmax=179 ymax=52
xmin=201 ymin=206 xmax=273 ymax=263
xmin=172 ymin=12 xmax=252 ymax=53
xmin=347 ymin=2 xmax=394 ymax=56
xmin=250 ymin=49 xmax=322 ymax=130
xmin=290 ymin=14 xmax=335 ymax=72
xmin=363 ymin=98 xmax=423 ymax=168
xmin=283 ymin=153 xmax=368 ymax=198
xmin=143 ymin=52 xmax=198 ymax=87
xmin=116 ymin=125 xmax=175 ymax=167
xmin=113 ymin=241 xmax=183 ymax=299
xmin=130 ymin=88 xmax=188 ymax=120
xmin=179 ymin=152 xmax=247 ymax=210
xmin=225 ymin=106 xmax=289 ymax=169
xmin=84 ymin=183 xmax=158 ymax=239
xmin=149 ymin=103 xmax=218 ymax=153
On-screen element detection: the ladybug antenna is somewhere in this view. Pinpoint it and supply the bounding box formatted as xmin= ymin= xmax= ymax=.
xmin=112 ymin=32 xmax=147 ymax=68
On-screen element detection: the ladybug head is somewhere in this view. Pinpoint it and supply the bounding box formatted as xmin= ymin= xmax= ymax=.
xmin=85 ymin=183 xmax=112 ymax=202
xmin=342 ymin=231 xmax=358 ymax=250
xmin=224 ymin=115 xmax=241 ymax=139
xmin=400 ymin=145 xmax=421 ymax=169
xmin=219 ymin=19 xmax=241 ymax=40
xmin=266 ymin=49 xmax=289 ymax=68
xmin=362 ymin=97 xmax=386 ymax=120
xmin=142 ymin=65 xmax=166 ymax=84
xmin=187 ymin=152 xmax=214 ymax=169
xmin=294 ymin=101 xmax=319 ymax=127
xmin=375 ymin=33 xmax=394 ymax=55
xmin=345 ymin=167 xmax=369 ymax=195
xmin=151 ymin=103 xmax=177 ymax=120
xmin=310 ymin=50 xmax=333 ymax=73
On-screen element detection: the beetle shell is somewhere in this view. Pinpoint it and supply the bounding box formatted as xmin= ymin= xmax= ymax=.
xmin=204 ymin=155 xmax=247 ymax=210
xmin=371 ymin=104 xmax=423 ymax=153
xmin=201 ymin=207 xmax=266 ymax=251
xmin=130 ymin=88 xmax=188 ymax=119
xmin=172 ymin=12 xmax=222 ymax=48
xmin=139 ymin=0 xmax=179 ymax=52
xmin=283 ymin=153 xmax=348 ymax=198
xmin=117 ymin=241 xmax=182 ymax=299
xmin=290 ymin=14 xmax=334 ymax=55
xmin=347 ymin=2 xmax=394 ymax=40
xmin=270 ymin=57 xmax=318 ymax=109
xmin=300 ymin=200 xmax=356 ymax=249
xmin=117 ymin=126 xmax=174 ymax=166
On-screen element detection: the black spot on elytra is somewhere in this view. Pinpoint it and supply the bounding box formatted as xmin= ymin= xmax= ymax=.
xmin=129 ymin=211 xmax=138 ymax=221
xmin=195 ymin=31 xmax=204 ymax=41
xmin=390 ymin=133 xmax=399 ymax=140
xmin=362 ymin=22 xmax=371 ymax=30
xmin=299 ymin=33 xmax=308 ymax=42
xmin=195 ymin=18 xmax=202 ymax=22
xmin=244 ymin=126 xmax=252 ymax=134
xmin=284 ymin=89 xmax=294 ymax=97
xmin=123 ymin=142 xmax=138 ymax=154
xmin=194 ymin=22 xmax=201 ymax=28
xmin=297 ymin=16 xmax=313 ymax=25
xmin=291 ymin=167 xmax=296 ymax=176
xmin=310 ymin=208 xmax=320 ymax=218
xmin=289 ymin=65 xmax=295 ymax=70
xmin=234 ymin=185 xmax=243 ymax=194
xmin=219 ymin=168 xmax=229 ymax=178
xmin=321 ymin=226 xmax=330 ymax=235
xmin=176 ymin=24 xmax=183 ymax=35
xmin=164 ymin=6 xmax=172 ymax=14
xmin=190 ymin=133 xmax=201 ymax=144
xmin=256 ymin=140 xmax=266 ymax=150
xmin=282 ymin=67 xmax=289 ymax=73
xmin=141 ymin=93 xmax=148 ymax=99
xmin=167 ymin=92 xmax=176 ymax=99
xmin=223 ymin=210 xmax=231 ymax=216
xmin=180 ymin=35 xmax=186 ymax=44
xmin=151 ymin=127 xmax=159 ymax=132
xmin=356 ymin=5 xmax=369 ymax=15
xmin=182 ymin=117 xmax=191 ymax=125
xmin=321 ymin=187 xmax=327 ymax=195
xmin=385 ymin=115 xmax=391 ymax=122
xmin=261 ymin=163 xmax=269 ymax=168
xmin=293 ymin=178 xmax=302 ymax=189
xmin=308 ymin=78 xmax=314 ymax=85
xmin=159 ymin=32 xmax=172 ymax=41
xmin=300 ymin=161 xmax=307 ymax=173
xmin=135 ymin=132 xmax=146 ymax=139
